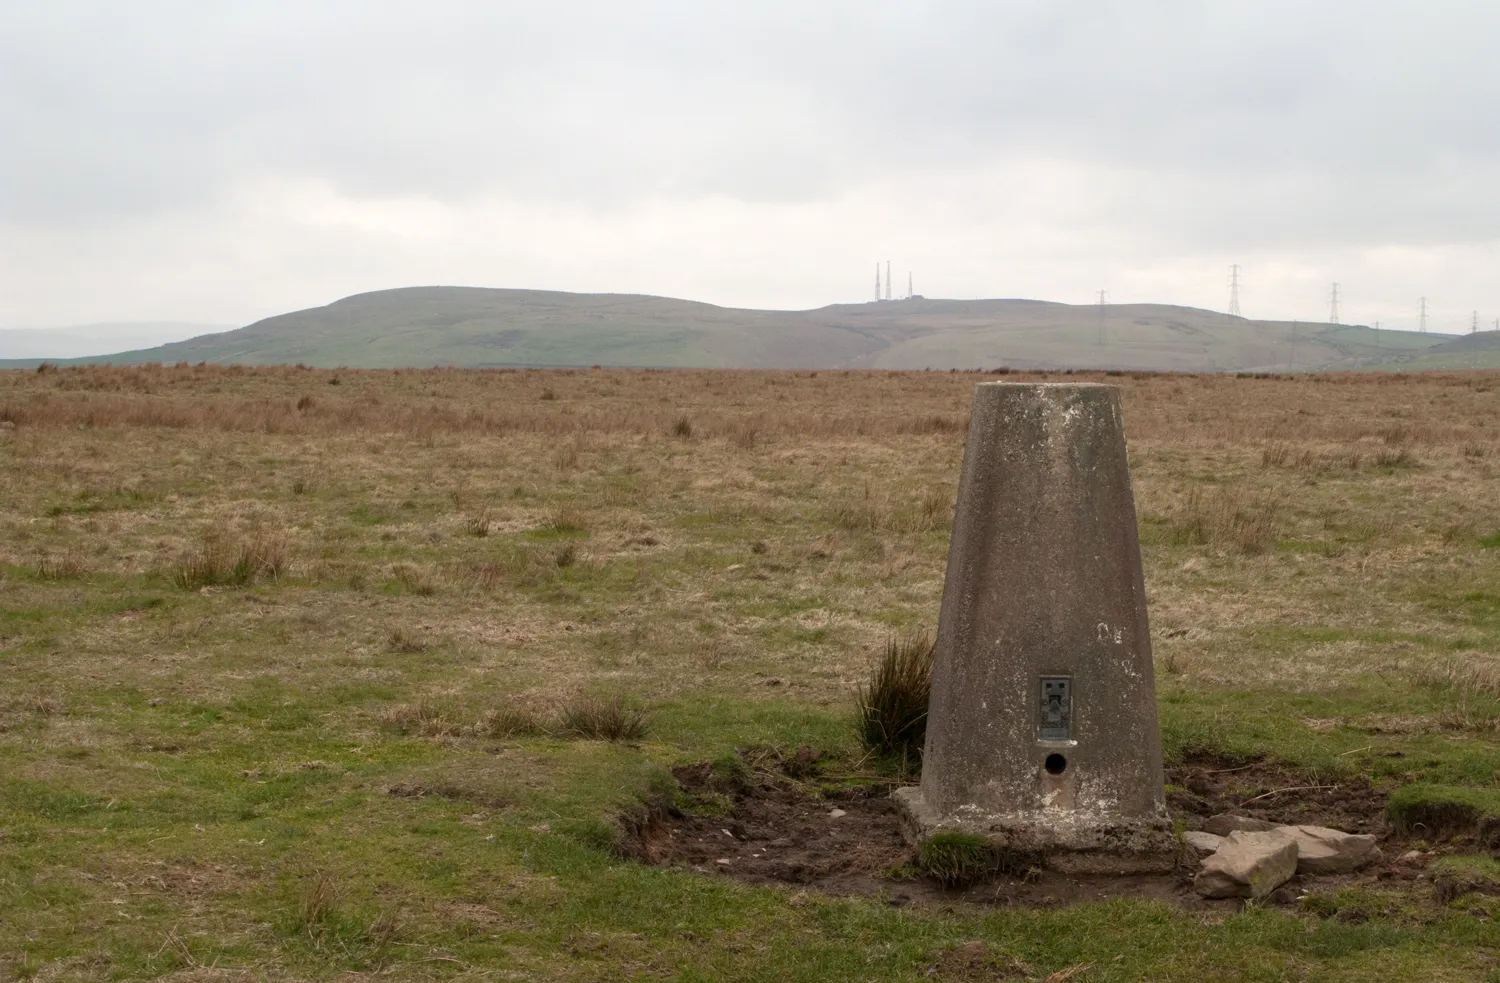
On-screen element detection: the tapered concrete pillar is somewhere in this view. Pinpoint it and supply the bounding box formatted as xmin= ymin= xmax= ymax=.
xmin=894 ymin=383 xmax=1173 ymax=870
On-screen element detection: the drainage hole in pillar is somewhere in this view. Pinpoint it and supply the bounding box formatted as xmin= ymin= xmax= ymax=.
xmin=1044 ymin=753 xmax=1068 ymax=776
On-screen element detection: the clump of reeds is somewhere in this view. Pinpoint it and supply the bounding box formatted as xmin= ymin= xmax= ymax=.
xmin=464 ymin=510 xmax=494 ymax=537
xmin=169 ymin=528 xmax=288 ymax=589
xmin=479 ymin=703 xmax=548 ymax=739
xmin=856 ymin=633 xmax=934 ymax=761
xmin=559 ymin=695 xmax=650 ymax=741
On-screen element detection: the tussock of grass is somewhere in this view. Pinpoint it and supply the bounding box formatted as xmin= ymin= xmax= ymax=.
xmin=387 ymin=629 xmax=429 ymax=654
xmin=379 ymin=701 xmax=464 ymax=737
xmin=857 ymin=633 xmax=933 ymax=762
xmin=724 ymin=419 xmax=761 ymax=450
xmin=170 ymin=528 xmax=288 ymax=589
xmin=463 ymin=560 xmax=508 ymax=591
xmin=560 ymin=696 xmax=650 ymax=742
xmin=917 ymin=832 xmax=1027 ymax=887
xmin=1169 ymin=486 xmax=1281 ymax=554
xmin=830 ymin=485 xmax=951 ymax=535
xmin=1260 ymin=443 xmax=1364 ymax=473
xmin=296 ymin=870 xmax=340 ymax=938
xmin=35 ymin=552 xmax=88 ymax=580
xmin=455 ymin=548 xmax=563 ymax=591
xmin=480 ymin=703 xmax=547 ymax=739
xmin=391 ymin=563 xmax=438 ymax=596
xmin=1373 ymin=448 xmax=1418 ymax=469
xmin=464 ymin=510 xmax=494 ymax=537
xmin=544 ymin=509 xmax=588 ymax=535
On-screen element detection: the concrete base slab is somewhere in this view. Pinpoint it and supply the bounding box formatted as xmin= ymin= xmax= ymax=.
xmin=893 ymin=785 xmax=1179 ymax=874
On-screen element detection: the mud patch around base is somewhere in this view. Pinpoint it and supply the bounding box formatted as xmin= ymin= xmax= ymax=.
xmin=1166 ymin=754 xmax=1389 ymax=835
xmin=631 ymin=749 xmax=1428 ymax=910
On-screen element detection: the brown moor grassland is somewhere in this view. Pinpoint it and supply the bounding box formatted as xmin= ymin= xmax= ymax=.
xmin=3 ymin=364 xmax=1500 ymax=981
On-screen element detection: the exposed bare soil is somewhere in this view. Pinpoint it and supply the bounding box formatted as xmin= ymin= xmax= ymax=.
xmin=1166 ymin=754 xmax=1389 ymax=836
xmin=636 ymin=751 xmax=1423 ymax=910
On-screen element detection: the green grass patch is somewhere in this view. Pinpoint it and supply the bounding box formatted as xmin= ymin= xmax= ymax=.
xmin=1430 ymin=855 xmax=1500 ymax=904
xmin=1388 ymin=784 xmax=1500 ymax=836
xmin=347 ymin=505 xmax=393 ymax=525
xmin=917 ymin=832 xmax=1026 ymax=887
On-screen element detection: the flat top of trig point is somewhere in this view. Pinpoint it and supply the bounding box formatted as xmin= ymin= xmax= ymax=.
xmin=972 ymin=378 xmax=1116 ymax=390
xmin=976 ymin=381 xmax=1115 ymax=388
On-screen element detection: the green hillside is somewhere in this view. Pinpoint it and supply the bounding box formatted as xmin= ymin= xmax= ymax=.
xmin=0 ymin=286 xmax=1460 ymax=372
xmin=1356 ymin=330 xmax=1500 ymax=371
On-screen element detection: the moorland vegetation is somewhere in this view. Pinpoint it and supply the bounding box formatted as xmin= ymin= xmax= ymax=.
xmin=3 ymin=364 xmax=1500 ymax=980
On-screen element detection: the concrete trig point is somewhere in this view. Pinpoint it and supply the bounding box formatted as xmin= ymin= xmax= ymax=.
xmin=894 ymin=382 xmax=1174 ymax=871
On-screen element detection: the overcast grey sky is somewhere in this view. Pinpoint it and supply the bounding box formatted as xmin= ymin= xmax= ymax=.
xmin=3 ymin=1 xmax=1497 ymax=333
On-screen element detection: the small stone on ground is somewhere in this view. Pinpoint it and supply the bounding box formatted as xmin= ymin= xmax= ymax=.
xmin=1278 ymin=824 xmax=1379 ymax=874
xmin=1184 ymin=831 xmax=1225 ymax=857
xmin=1203 ymin=814 xmax=1278 ymax=836
xmin=1194 ymin=830 xmax=1299 ymax=899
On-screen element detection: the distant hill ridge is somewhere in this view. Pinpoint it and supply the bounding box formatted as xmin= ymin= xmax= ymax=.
xmin=0 ymin=286 xmax=1482 ymax=373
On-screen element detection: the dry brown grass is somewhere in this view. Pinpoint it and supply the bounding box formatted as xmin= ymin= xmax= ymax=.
xmin=379 ymin=701 xmax=464 ymax=737
xmin=169 ymin=528 xmax=288 ymax=589
xmin=1168 ymin=486 xmax=1283 ymax=554
xmin=830 ymin=484 xmax=952 ymax=535
xmin=559 ymin=695 xmax=650 ymax=741
xmin=4 ymin=364 xmax=1500 ymax=727
xmin=479 ymin=703 xmax=548 ymax=739
xmin=5 ymin=363 xmax=1500 ymax=980
xmin=35 ymin=551 xmax=89 ymax=580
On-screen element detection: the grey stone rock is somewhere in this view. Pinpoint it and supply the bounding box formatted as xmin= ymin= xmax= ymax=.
xmin=1203 ymin=814 xmax=1278 ymax=836
xmin=1184 ymin=830 xmax=1226 ymax=857
xmin=1194 ymin=830 xmax=1299 ymax=899
xmin=1277 ymin=824 xmax=1380 ymax=875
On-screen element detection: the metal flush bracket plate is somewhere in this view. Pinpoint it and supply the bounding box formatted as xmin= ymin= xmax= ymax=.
xmin=1039 ymin=676 xmax=1072 ymax=742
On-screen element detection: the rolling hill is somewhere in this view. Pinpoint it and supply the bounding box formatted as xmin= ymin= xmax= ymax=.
xmin=1356 ymin=329 xmax=1500 ymax=371
xmin=0 ymin=286 xmax=1464 ymax=372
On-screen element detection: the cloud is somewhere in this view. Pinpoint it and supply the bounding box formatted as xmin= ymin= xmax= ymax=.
xmin=3 ymin=1 xmax=1498 ymax=330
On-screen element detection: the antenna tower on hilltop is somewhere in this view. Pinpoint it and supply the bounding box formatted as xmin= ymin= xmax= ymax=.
xmin=874 ymin=264 xmax=881 ymax=302
xmin=908 ymin=272 xmax=913 ymax=300
xmin=1474 ymin=311 xmax=1480 ymax=334
xmin=1228 ymin=265 xmax=1242 ymax=318
xmin=1419 ymin=297 xmax=1428 ymax=333
xmin=885 ymin=261 xmax=892 ymax=301
xmin=1329 ymin=283 xmax=1340 ymax=324
xmin=1097 ymin=289 xmax=1108 ymax=346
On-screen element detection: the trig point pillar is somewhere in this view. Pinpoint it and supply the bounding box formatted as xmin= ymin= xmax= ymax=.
xmin=894 ymin=382 xmax=1173 ymax=870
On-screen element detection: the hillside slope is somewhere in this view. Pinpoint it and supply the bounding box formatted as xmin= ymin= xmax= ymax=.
xmin=1358 ymin=330 xmax=1500 ymax=371
xmin=0 ymin=286 xmax=1456 ymax=372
